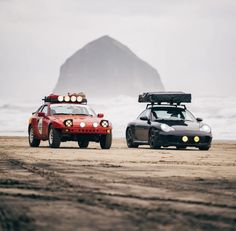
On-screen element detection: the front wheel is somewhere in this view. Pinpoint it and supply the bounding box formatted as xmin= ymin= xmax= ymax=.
xmin=126 ymin=127 xmax=138 ymax=148
xmin=28 ymin=126 xmax=40 ymax=147
xmin=48 ymin=126 xmax=61 ymax=148
xmin=78 ymin=140 xmax=89 ymax=149
xmin=100 ymin=134 xmax=112 ymax=149
xmin=149 ymin=128 xmax=161 ymax=149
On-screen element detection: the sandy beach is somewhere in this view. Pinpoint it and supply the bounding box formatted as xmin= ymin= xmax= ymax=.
xmin=0 ymin=136 xmax=236 ymax=230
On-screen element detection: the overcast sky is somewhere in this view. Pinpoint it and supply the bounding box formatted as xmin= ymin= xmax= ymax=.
xmin=0 ymin=0 xmax=235 ymax=99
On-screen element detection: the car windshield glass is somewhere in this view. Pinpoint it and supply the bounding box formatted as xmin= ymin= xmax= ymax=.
xmin=50 ymin=104 xmax=96 ymax=116
xmin=152 ymin=107 xmax=195 ymax=121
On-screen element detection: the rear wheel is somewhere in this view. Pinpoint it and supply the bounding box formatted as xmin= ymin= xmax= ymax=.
xmin=78 ymin=140 xmax=89 ymax=149
xmin=48 ymin=126 xmax=61 ymax=148
xmin=100 ymin=134 xmax=112 ymax=149
xmin=126 ymin=127 xmax=138 ymax=148
xmin=28 ymin=126 xmax=40 ymax=147
xmin=149 ymin=128 xmax=161 ymax=149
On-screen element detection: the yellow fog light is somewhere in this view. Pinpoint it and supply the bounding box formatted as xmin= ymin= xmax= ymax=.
xmin=194 ymin=136 xmax=200 ymax=142
xmin=182 ymin=136 xmax=188 ymax=142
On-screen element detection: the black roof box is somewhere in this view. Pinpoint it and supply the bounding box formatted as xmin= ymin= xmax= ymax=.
xmin=138 ymin=91 xmax=191 ymax=104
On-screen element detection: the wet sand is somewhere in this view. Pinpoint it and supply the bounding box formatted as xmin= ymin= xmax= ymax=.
xmin=0 ymin=137 xmax=236 ymax=231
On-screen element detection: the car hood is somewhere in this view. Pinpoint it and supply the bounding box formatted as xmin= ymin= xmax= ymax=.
xmin=157 ymin=120 xmax=200 ymax=131
xmin=50 ymin=115 xmax=104 ymax=124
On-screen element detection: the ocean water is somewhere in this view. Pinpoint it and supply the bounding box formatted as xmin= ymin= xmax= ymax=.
xmin=0 ymin=96 xmax=235 ymax=140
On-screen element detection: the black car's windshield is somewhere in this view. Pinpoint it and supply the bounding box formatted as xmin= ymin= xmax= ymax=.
xmin=50 ymin=104 xmax=96 ymax=116
xmin=152 ymin=107 xmax=195 ymax=121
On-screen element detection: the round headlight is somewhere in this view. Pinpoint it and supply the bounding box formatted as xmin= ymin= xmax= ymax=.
xmin=101 ymin=120 xmax=109 ymax=127
xmin=71 ymin=96 xmax=76 ymax=102
xmin=77 ymin=96 xmax=83 ymax=102
xmin=58 ymin=95 xmax=64 ymax=102
xmin=64 ymin=95 xmax=70 ymax=102
xmin=93 ymin=122 xmax=98 ymax=128
xmin=160 ymin=124 xmax=174 ymax=132
xmin=200 ymin=125 xmax=211 ymax=133
xmin=80 ymin=122 xmax=86 ymax=128
xmin=65 ymin=120 xmax=73 ymax=127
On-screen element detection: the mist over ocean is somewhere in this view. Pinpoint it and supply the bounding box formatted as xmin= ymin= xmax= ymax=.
xmin=0 ymin=95 xmax=235 ymax=140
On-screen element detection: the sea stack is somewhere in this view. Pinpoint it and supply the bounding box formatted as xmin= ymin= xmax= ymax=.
xmin=54 ymin=35 xmax=164 ymax=97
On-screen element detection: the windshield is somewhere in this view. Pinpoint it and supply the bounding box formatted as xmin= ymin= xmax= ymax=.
xmin=50 ymin=104 xmax=96 ymax=116
xmin=151 ymin=107 xmax=196 ymax=121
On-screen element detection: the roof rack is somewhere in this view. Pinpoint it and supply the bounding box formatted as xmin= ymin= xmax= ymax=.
xmin=139 ymin=91 xmax=191 ymax=104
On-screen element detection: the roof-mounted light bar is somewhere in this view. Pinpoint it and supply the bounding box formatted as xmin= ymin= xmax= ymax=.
xmin=43 ymin=92 xmax=87 ymax=104
xmin=139 ymin=91 xmax=191 ymax=104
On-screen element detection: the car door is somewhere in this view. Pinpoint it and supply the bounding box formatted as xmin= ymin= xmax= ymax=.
xmin=32 ymin=105 xmax=49 ymax=139
xmin=41 ymin=105 xmax=50 ymax=139
xmin=134 ymin=109 xmax=151 ymax=141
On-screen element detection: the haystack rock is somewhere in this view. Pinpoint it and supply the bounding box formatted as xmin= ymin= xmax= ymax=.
xmin=53 ymin=35 xmax=164 ymax=98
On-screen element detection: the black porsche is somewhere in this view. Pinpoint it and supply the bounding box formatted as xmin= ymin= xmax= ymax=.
xmin=126 ymin=92 xmax=212 ymax=150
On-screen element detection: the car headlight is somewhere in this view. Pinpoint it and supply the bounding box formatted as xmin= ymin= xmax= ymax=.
xmin=200 ymin=125 xmax=211 ymax=133
xmin=64 ymin=119 xmax=73 ymax=127
xmin=160 ymin=123 xmax=175 ymax=132
xmin=101 ymin=120 xmax=109 ymax=127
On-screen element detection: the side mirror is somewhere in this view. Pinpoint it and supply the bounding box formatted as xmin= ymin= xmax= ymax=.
xmin=97 ymin=113 xmax=104 ymax=118
xmin=196 ymin=117 xmax=203 ymax=122
xmin=140 ymin=116 xmax=149 ymax=121
xmin=38 ymin=112 xmax=46 ymax=117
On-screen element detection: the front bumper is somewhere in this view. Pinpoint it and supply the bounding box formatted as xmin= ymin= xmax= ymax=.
xmin=155 ymin=130 xmax=212 ymax=147
xmin=61 ymin=127 xmax=112 ymax=135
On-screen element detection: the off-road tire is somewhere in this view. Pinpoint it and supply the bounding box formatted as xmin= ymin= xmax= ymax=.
xmin=149 ymin=128 xmax=161 ymax=149
xmin=78 ymin=140 xmax=89 ymax=149
xmin=48 ymin=126 xmax=61 ymax=148
xmin=126 ymin=127 xmax=138 ymax=148
xmin=28 ymin=126 xmax=40 ymax=147
xmin=100 ymin=134 xmax=112 ymax=149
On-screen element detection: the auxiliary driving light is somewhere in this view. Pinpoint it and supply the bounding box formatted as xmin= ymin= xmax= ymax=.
xmin=64 ymin=95 xmax=70 ymax=102
xmin=77 ymin=96 xmax=83 ymax=102
xmin=194 ymin=136 xmax=200 ymax=142
xmin=101 ymin=120 xmax=109 ymax=128
xmin=93 ymin=122 xmax=98 ymax=128
xmin=71 ymin=95 xmax=77 ymax=102
xmin=182 ymin=136 xmax=188 ymax=142
xmin=80 ymin=122 xmax=86 ymax=128
xmin=58 ymin=95 xmax=64 ymax=102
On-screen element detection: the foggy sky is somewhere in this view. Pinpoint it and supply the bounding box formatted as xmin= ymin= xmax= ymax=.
xmin=0 ymin=0 xmax=235 ymax=99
